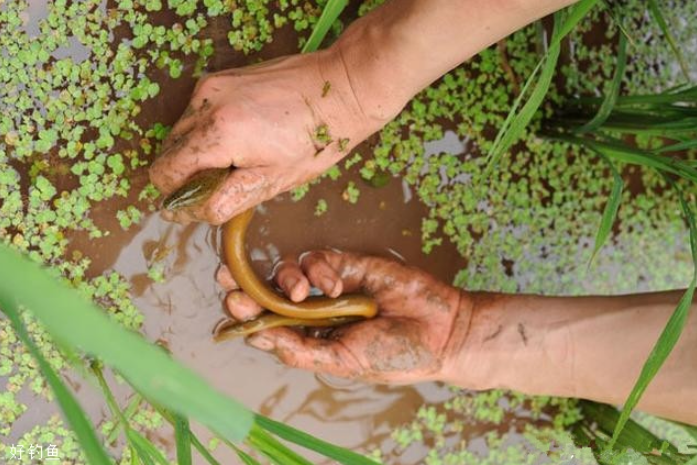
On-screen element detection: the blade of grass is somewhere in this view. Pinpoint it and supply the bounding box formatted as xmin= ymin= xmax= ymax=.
xmin=547 ymin=133 xmax=697 ymax=183
xmin=609 ymin=180 xmax=697 ymax=448
xmin=191 ymin=436 xmax=222 ymax=465
xmin=550 ymin=0 xmax=601 ymax=48
xmin=256 ymin=415 xmax=379 ymax=465
xmin=600 ymin=0 xmax=636 ymax=47
xmin=153 ymin=405 xmax=222 ymax=465
xmin=0 ymin=308 xmax=113 ymax=465
xmin=487 ymin=0 xmax=600 ymax=175
xmin=174 ymin=414 xmax=193 ymax=465
xmin=301 ymin=0 xmax=348 ymax=53
xmin=127 ymin=429 xmax=169 ymax=465
xmin=647 ymin=0 xmax=691 ymax=82
xmin=92 ymin=364 xmax=170 ymax=465
xmin=485 ymin=40 xmax=560 ymax=175
xmin=106 ymin=393 xmax=144 ymax=445
xmin=587 ymin=152 xmax=623 ymax=265
xmin=247 ymin=426 xmax=314 ymax=465
xmin=576 ymin=32 xmax=628 ymax=133
xmin=656 ymin=139 xmax=697 ymax=154
xmin=0 ymin=243 xmax=254 ymax=442
xmin=232 ymin=445 xmax=262 ymax=465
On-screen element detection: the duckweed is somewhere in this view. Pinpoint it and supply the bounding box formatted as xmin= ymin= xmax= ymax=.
xmin=2 ymin=0 xmax=696 ymax=462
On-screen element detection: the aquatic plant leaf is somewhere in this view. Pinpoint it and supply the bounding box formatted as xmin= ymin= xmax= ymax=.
xmin=647 ymin=0 xmax=691 ymax=82
xmin=609 ymin=182 xmax=697 ymax=448
xmin=0 ymin=244 xmax=254 ymax=442
xmin=174 ymin=414 xmax=193 ymax=465
xmin=0 ymin=308 xmax=112 ymax=465
xmin=301 ymin=0 xmax=349 ymax=53
xmin=256 ymin=415 xmax=379 ymax=465
xmin=576 ymin=32 xmax=628 ymax=133
xmin=588 ymin=153 xmax=623 ymax=265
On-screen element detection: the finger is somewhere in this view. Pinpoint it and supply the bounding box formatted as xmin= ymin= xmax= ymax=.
xmin=300 ymin=251 xmax=343 ymax=298
xmin=247 ymin=328 xmax=364 ymax=379
xmin=195 ymin=167 xmax=274 ymax=224
xmin=215 ymin=265 xmax=238 ymax=291
xmin=157 ymin=167 xmax=273 ymax=225
xmin=225 ymin=290 xmax=263 ymax=322
xmin=274 ymin=258 xmax=311 ymax=302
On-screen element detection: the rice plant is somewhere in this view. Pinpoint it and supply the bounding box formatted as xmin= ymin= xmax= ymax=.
xmin=489 ymin=0 xmax=696 ymax=456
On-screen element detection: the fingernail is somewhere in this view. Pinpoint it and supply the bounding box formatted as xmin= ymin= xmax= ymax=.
xmin=248 ymin=334 xmax=274 ymax=352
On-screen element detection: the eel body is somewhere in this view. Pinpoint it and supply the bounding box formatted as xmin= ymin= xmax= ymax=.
xmin=215 ymin=208 xmax=377 ymax=340
xmin=161 ymin=168 xmax=378 ymax=340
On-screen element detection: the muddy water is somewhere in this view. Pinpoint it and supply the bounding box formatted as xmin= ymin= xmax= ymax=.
xmin=7 ymin=3 xmax=509 ymax=463
xmin=99 ymin=165 xmax=467 ymax=463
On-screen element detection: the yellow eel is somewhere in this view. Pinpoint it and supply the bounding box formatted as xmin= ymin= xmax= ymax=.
xmin=162 ymin=168 xmax=378 ymax=340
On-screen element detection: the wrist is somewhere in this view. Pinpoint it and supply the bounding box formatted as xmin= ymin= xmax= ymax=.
xmin=440 ymin=292 xmax=504 ymax=390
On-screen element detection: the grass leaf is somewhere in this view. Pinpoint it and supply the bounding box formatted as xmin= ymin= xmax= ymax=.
xmin=647 ymin=0 xmax=691 ymax=82
xmin=256 ymin=415 xmax=379 ymax=465
xmin=0 ymin=308 xmax=113 ymax=465
xmin=174 ymin=414 xmax=193 ymax=465
xmin=609 ymin=181 xmax=697 ymax=448
xmin=576 ymin=32 xmax=628 ymax=133
xmin=588 ymin=153 xmax=624 ymax=264
xmin=247 ymin=425 xmax=315 ymax=465
xmin=301 ymin=0 xmax=348 ymax=53
xmin=127 ymin=429 xmax=169 ymax=465
xmin=0 ymin=243 xmax=254 ymax=442
xmin=487 ymin=0 xmax=600 ymax=174
xmin=550 ymin=0 xmax=601 ymax=48
xmin=233 ymin=446 xmax=262 ymax=465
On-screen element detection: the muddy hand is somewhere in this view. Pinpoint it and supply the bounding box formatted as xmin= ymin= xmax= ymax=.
xmin=218 ymin=251 xmax=470 ymax=384
xmin=149 ymin=49 xmax=391 ymax=225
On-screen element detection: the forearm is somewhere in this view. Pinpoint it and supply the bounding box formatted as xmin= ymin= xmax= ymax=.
xmin=443 ymin=290 xmax=697 ymax=424
xmin=329 ymin=0 xmax=578 ymax=121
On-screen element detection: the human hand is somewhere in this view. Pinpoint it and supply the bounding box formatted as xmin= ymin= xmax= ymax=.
xmin=149 ymin=49 xmax=395 ymax=225
xmin=217 ymin=251 xmax=472 ymax=384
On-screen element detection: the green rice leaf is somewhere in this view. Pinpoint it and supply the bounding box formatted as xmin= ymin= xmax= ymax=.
xmin=550 ymin=0 xmax=601 ymax=48
xmin=0 ymin=243 xmax=254 ymax=442
xmin=609 ymin=181 xmax=697 ymax=448
xmin=600 ymin=0 xmax=636 ymax=47
xmin=576 ymin=32 xmax=628 ymax=133
xmin=248 ymin=426 xmax=314 ymax=465
xmin=256 ymin=415 xmax=379 ymax=465
xmin=588 ymin=153 xmax=623 ymax=265
xmin=233 ymin=446 xmax=262 ymax=465
xmin=0 ymin=308 xmax=113 ymax=465
xmin=656 ymin=138 xmax=697 ymax=153
xmin=190 ymin=434 xmax=222 ymax=465
xmin=174 ymin=414 xmax=193 ymax=465
xmin=485 ymin=41 xmax=560 ymax=175
xmin=487 ymin=0 xmax=600 ymax=174
xmin=301 ymin=0 xmax=348 ymax=53
xmin=127 ymin=429 xmax=169 ymax=465
xmin=648 ymin=0 xmax=691 ymax=82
